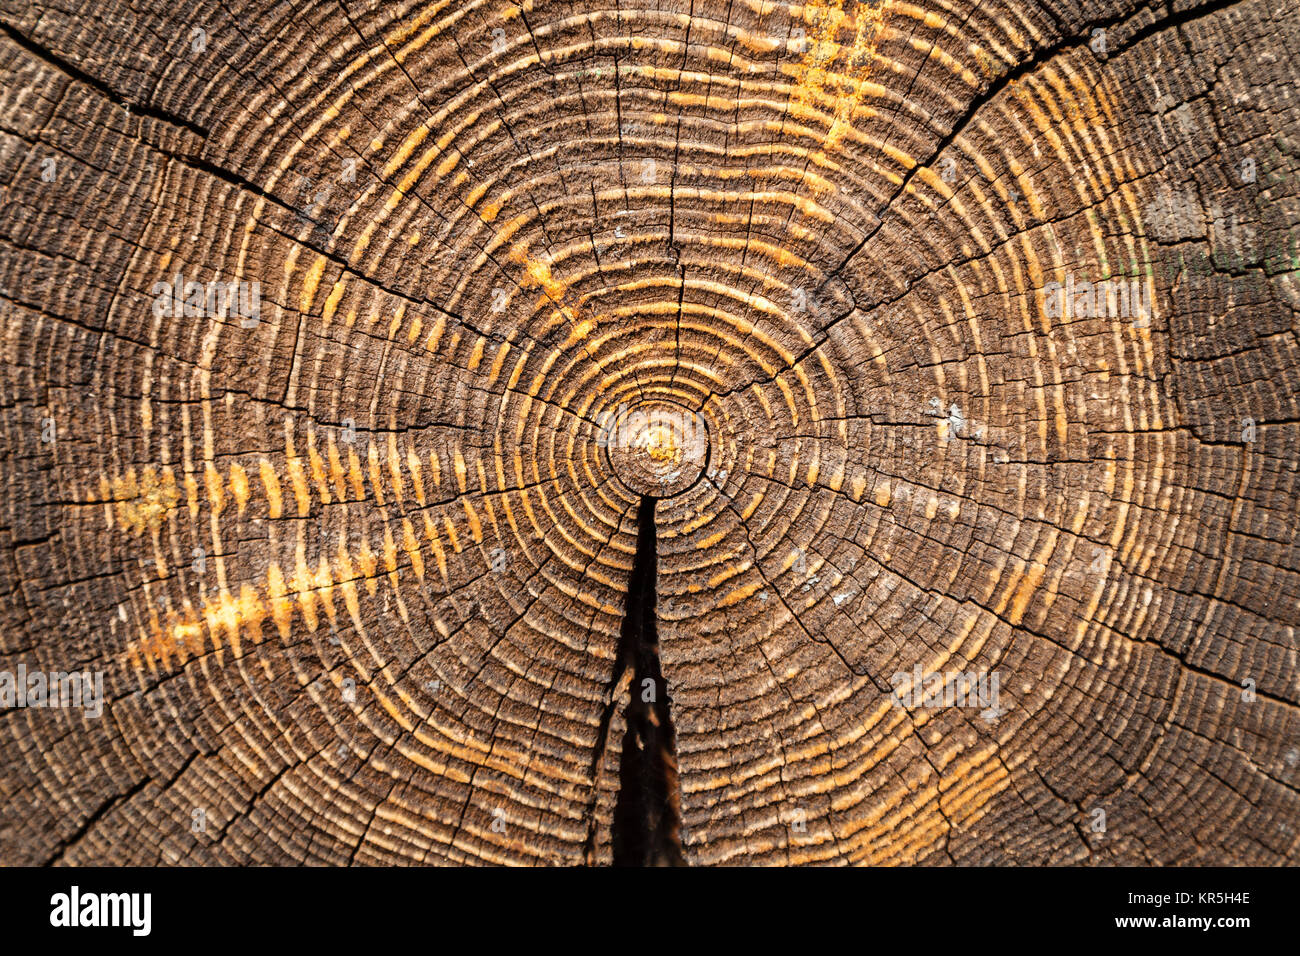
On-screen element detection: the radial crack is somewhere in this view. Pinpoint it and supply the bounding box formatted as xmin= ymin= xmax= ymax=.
xmin=610 ymin=495 xmax=685 ymax=867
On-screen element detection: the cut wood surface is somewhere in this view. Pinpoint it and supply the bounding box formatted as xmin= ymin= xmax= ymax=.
xmin=1 ymin=0 xmax=1298 ymax=865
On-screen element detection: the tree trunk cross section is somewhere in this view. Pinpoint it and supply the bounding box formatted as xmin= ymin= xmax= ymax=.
xmin=0 ymin=0 xmax=1297 ymax=865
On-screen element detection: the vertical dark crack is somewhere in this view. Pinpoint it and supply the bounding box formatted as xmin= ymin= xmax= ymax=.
xmin=609 ymin=495 xmax=685 ymax=866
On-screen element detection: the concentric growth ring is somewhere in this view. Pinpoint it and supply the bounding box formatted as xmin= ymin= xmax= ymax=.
xmin=0 ymin=0 xmax=1296 ymax=868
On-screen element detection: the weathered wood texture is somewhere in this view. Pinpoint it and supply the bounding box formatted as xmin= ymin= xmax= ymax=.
xmin=1 ymin=0 xmax=1298 ymax=865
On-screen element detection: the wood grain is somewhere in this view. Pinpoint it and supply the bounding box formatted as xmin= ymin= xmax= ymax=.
xmin=1 ymin=0 xmax=1297 ymax=865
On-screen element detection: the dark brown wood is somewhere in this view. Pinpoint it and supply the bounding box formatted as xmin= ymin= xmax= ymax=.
xmin=0 ymin=0 xmax=1297 ymax=865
